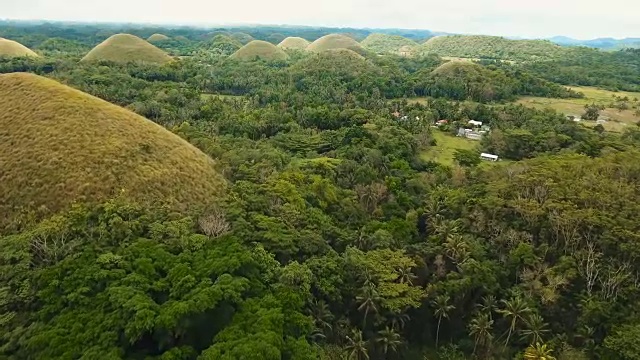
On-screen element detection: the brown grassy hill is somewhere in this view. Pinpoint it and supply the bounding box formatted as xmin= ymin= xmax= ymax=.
xmin=81 ymin=34 xmax=172 ymax=64
xmin=278 ymin=37 xmax=310 ymax=50
xmin=230 ymin=40 xmax=289 ymax=61
xmin=147 ymin=33 xmax=170 ymax=42
xmin=0 ymin=73 xmax=226 ymax=227
xmin=0 ymin=38 xmax=39 ymax=58
xmin=307 ymin=34 xmax=366 ymax=54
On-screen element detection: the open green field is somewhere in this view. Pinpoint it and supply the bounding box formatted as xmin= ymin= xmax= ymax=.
xmin=517 ymin=86 xmax=640 ymax=132
xmin=420 ymin=130 xmax=478 ymax=166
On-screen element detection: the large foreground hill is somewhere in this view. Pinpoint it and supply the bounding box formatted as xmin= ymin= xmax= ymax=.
xmin=0 ymin=73 xmax=226 ymax=227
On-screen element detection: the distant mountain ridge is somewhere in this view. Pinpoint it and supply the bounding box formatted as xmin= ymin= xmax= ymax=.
xmin=546 ymin=36 xmax=640 ymax=50
xmin=0 ymin=19 xmax=637 ymax=50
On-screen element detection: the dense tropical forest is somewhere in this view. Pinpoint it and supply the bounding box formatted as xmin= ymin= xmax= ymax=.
xmin=1 ymin=22 xmax=640 ymax=360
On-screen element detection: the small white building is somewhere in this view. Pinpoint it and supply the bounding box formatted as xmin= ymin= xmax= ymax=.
xmin=466 ymin=132 xmax=483 ymax=140
xmin=468 ymin=120 xmax=483 ymax=127
xmin=480 ymin=153 xmax=499 ymax=162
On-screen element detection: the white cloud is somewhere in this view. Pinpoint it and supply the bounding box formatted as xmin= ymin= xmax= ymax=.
xmin=1 ymin=0 xmax=639 ymax=39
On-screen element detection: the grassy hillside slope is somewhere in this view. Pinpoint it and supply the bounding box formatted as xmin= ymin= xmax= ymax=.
xmin=361 ymin=33 xmax=418 ymax=55
xmin=421 ymin=35 xmax=564 ymax=61
xmin=0 ymin=38 xmax=39 ymax=57
xmin=147 ymin=33 xmax=170 ymax=42
xmin=278 ymin=37 xmax=310 ymax=50
xmin=230 ymin=40 xmax=289 ymax=60
xmin=307 ymin=34 xmax=366 ymax=55
xmin=81 ymin=34 xmax=172 ymax=64
xmin=0 ymin=73 xmax=226 ymax=227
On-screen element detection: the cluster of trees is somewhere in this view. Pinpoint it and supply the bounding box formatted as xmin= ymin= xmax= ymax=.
xmin=515 ymin=48 xmax=640 ymax=92
xmin=413 ymin=63 xmax=581 ymax=103
xmin=2 ymin=23 xmax=640 ymax=360
xmin=419 ymin=35 xmax=565 ymax=62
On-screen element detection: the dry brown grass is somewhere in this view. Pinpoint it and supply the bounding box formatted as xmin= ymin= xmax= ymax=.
xmin=81 ymin=34 xmax=172 ymax=64
xmin=277 ymin=37 xmax=310 ymax=50
xmin=147 ymin=33 xmax=170 ymax=42
xmin=0 ymin=38 xmax=39 ymax=58
xmin=0 ymin=73 xmax=226 ymax=227
xmin=307 ymin=34 xmax=365 ymax=54
xmin=230 ymin=40 xmax=289 ymax=61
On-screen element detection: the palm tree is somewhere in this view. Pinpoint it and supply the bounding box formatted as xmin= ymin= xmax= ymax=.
xmin=498 ymin=297 xmax=531 ymax=346
xmin=389 ymin=312 xmax=410 ymax=331
xmin=435 ymin=219 xmax=461 ymax=240
xmin=520 ymin=313 xmax=550 ymax=344
xmin=477 ymin=295 xmax=497 ymax=320
xmin=431 ymin=294 xmax=455 ymax=348
xmin=396 ymin=265 xmax=417 ymax=285
xmin=524 ymin=342 xmax=556 ymax=360
xmin=357 ymin=283 xmax=380 ymax=329
xmin=345 ymin=329 xmax=370 ymax=360
xmin=376 ymin=326 xmax=403 ymax=357
xmin=468 ymin=313 xmax=494 ymax=355
xmin=444 ymin=234 xmax=469 ymax=265
xmin=309 ymin=299 xmax=334 ymax=337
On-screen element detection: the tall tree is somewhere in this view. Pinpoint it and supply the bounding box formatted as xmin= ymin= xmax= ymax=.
xmin=520 ymin=314 xmax=550 ymax=345
xmin=469 ymin=313 xmax=494 ymax=356
xmin=376 ymin=326 xmax=403 ymax=357
xmin=431 ymin=294 xmax=455 ymax=348
xmin=345 ymin=329 xmax=370 ymax=360
xmin=498 ymin=297 xmax=532 ymax=346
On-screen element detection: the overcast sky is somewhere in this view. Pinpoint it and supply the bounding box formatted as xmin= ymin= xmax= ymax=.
xmin=2 ymin=0 xmax=639 ymax=39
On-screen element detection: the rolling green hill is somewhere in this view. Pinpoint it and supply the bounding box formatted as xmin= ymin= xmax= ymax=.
xmin=0 ymin=37 xmax=39 ymax=57
xmin=278 ymin=37 xmax=310 ymax=50
xmin=230 ymin=40 xmax=289 ymax=61
xmin=360 ymin=33 xmax=418 ymax=55
xmin=324 ymin=48 xmax=365 ymax=60
xmin=147 ymin=33 xmax=170 ymax=42
xmin=420 ymin=35 xmax=565 ymax=61
xmin=0 ymin=73 xmax=226 ymax=227
xmin=415 ymin=60 xmax=579 ymax=102
xmin=307 ymin=34 xmax=366 ymax=55
xmin=81 ymin=34 xmax=172 ymax=64
xmin=202 ymin=34 xmax=243 ymax=55
xmin=230 ymin=32 xmax=254 ymax=44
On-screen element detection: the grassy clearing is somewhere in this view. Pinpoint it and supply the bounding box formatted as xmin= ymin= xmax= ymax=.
xmin=441 ymin=56 xmax=478 ymax=62
xmin=420 ymin=131 xmax=478 ymax=166
xmin=0 ymin=73 xmax=226 ymax=227
xmin=82 ymin=34 xmax=172 ymax=64
xmin=517 ymin=86 xmax=640 ymax=132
